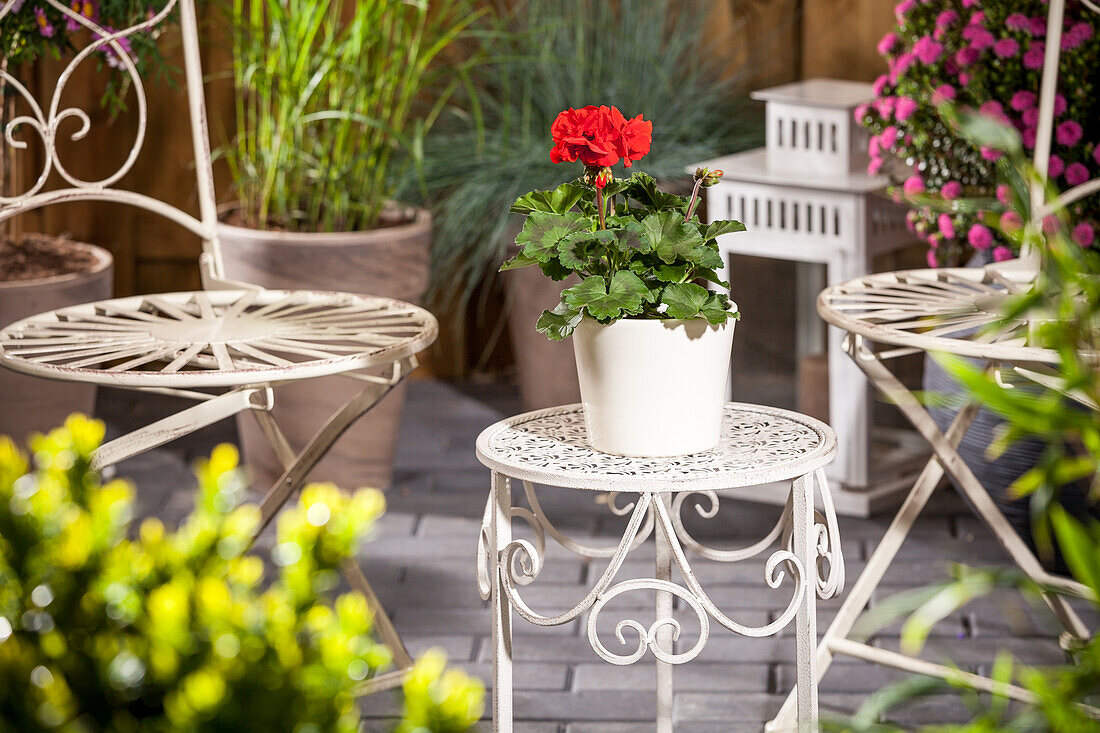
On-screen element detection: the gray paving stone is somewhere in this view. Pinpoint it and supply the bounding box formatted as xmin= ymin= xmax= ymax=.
xmin=402 ymin=634 xmax=479 ymax=662
xmin=874 ymin=635 xmax=1068 ymax=666
xmin=459 ymin=662 xmax=571 ymax=691
xmin=572 ymin=662 xmax=771 ymax=693
xmin=395 ymin=607 xmax=577 ymax=636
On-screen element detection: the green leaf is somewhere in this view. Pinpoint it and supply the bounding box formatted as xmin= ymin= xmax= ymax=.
xmin=704 ymin=219 xmax=746 ymax=241
xmin=516 ymin=211 xmax=591 ymax=263
xmin=695 ymin=267 xmax=730 ymax=289
xmin=1050 ymin=506 xmax=1100 ymax=595
xmin=511 ymin=182 xmax=588 ymax=215
xmin=624 ymin=171 xmax=688 ymax=212
xmin=538 ymin=256 xmax=573 ymax=281
xmin=499 ymin=251 xmax=539 ymax=271
xmin=699 ymin=292 xmax=734 ymax=324
xmin=662 ymin=282 xmax=710 ymax=320
xmin=640 ymin=211 xmax=705 ymax=264
xmin=536 ymin=301 xmax=583 ymax=341
xmin=654 ymin=263 xmax=691 ymax=282
xmin=563 ymin=271 xmax=648 ymax=321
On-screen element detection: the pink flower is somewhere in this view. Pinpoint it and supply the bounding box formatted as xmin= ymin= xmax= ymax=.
xmin=914 ymin=36 xmax=944 ymax=64
xmin=1011 ymin=90 xmax=1037 ymax=111
xmin=34 ymin=7 xmax=55 ymax=37
xmin=1023 ymin=127 xmax=1037 ymax=148
xmin=890 ymin=52 xmax=916 ymax=83
xmin=926 ymin=249 xmax=939 ymax=268
xmin=1024 ymin=43 xmax=1045 ymax=69
xmin=980 ymin=147 xmax=1003 ymax=161
xmin=66 ymin=0 xmax=98 ymax=32
xmin=873 ymin=74 xmax=889 ymax=97
xmin=968 ymin=223 xmax=993 ymax=250
xmin=1066 ymin=162 xmax=1089 ymax=186
xmin=854 ymin=103 xmax=870 ymax=122
xmin=961 ymin=0 xmax=977 ymax=6
xmin=979 ymin=100 xmax=1007 ymax=122
xmin=1062 ymin=22 xmax=1093 ymax=50
xmin=1093 ymin=147 xmax=1100 ymax=166
xmin=895 ymin=0 xmax=915 ymax=21
xmin=968 ymin=10 xmax=985 ymax=24
xmin=881 ymin=125 xmax=899 ymax=146
xmin=875 ymin=97 xmax=896 ymax=117
xmin=993 ymin=246 xmax=1014 ymax=262
xmin=1001 ymin=211 xmax=1023 ymax=231
xmin=955 ymin=47 xmax=980 ymax=66
xmin=996 ymin=185 xmax=1012 ymax=204
xmin=878 ymin=32 xmax=899 ymax=55
xmin=1022 ymin=107 xmax=1040 ymax=126
xmin=1073 ymin=223 xmax=1096 ymax=247
xmin=931 ymin=85 xmax=956 ymax=105
xmin=941 ymin=181 xmax=962 ymax=199
xmin=903 ymin=175 xmax=925 ymax=195
xmin=1056 ymin=120 xmax=1082 ymax=146
xmin=963 ymin=26 xmax=995 ymax=51
xmin=1043 ymin=215 xmax=1060 ymax=234
xmin=958 ymin=72 xmax=971 ymax=86
xmin=896 ymin=97 xmax=919 ymax=122
xmin=868 ymin=156 xmax=884 ymax=175
xmin=936 ymin=9 xmax=958 ymax=27
xmin=1048 ymin=155 xmax=1065 ymax=178
xmin=993 ymin=38 xmax=1019 ymax=58
xmin=1054 ymin=94 xmax=1067 ymax=116
xmin=938 ymin=213 xmax=956 ymax=239
xmin=1006 ymin=13 xmax=1029 ymax=31
xmin=1028 ymin=17 xmax=1048 ymax=36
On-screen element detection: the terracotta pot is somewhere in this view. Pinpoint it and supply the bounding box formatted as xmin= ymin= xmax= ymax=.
xmin=503 ymin=243 xmax=582 ymax=410
xmin=217 ymin=209 xmax=431 ymax=492
xmin=0 ymin=241 xmax=113 ymax=442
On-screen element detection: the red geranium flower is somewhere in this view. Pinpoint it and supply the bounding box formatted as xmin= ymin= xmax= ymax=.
xmin=550 ymin=105 xmax=651 ymax=169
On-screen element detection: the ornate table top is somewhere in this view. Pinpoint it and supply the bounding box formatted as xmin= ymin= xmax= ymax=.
xmin=817 ymin=267 xmax=1061 ymax=365
xmin=476 ymin=403 xmax=837 ymax=492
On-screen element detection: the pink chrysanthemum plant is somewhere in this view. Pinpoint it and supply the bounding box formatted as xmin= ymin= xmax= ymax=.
xmin=860 ymin=0 xmax=1099 ymax=267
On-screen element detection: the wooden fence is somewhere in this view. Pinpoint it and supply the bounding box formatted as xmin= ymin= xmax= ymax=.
xmin=10 ymin=0 xmax=890 ymax=299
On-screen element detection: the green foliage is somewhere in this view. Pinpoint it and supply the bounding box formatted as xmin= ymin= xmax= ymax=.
xmin=502 ymin=170 xmax=741 ymax=340
xmin=832 ymin=117 xmax=1100 ymax=732
xmin=412 ymin=0 xmax=764 ymax=328
xmin=0 ymin=415 xmax=483 ymax=732
xmin=219 ymin=0 xmax=482 ymax=233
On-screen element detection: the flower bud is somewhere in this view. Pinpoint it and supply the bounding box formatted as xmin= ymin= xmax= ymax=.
xmin=594 ymin=168 xmax=613 ymax=190
xmin=703 ymin=169 xmax=724 ymax=187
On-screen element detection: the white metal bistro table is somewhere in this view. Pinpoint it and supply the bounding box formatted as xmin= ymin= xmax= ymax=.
xmin=766 ymin=266 xmax=1095 ymax=730
xmin=475 ymin=403 xmax=845 ymax=732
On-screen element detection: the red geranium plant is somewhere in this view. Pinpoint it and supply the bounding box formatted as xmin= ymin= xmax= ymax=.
xmin=502 ymin=105 xmax=744 ymax=340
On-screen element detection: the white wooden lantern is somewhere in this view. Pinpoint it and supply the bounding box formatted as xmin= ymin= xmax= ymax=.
xmin=693 ymin=78 xmax=921 ymax=517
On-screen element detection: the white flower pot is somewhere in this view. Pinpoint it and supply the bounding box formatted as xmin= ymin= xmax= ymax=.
xmin=572 ymin=315 xmax=736 ymax=456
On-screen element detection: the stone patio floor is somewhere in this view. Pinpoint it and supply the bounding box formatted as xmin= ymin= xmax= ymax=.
xmin=97 ymin=379 xmax=1085 ymax=732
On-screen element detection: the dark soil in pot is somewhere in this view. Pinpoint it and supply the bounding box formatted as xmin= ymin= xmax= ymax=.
xmin=0 ymin=234 xmax=102 ymax=281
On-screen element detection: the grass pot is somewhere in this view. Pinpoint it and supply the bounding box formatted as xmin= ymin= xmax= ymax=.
xmin=573 ymin=316 xmax=736 ymax=456
xmin=217 ymin=210 xmax=431 ymax=492
xmin=0 ymin=241 xmax=113 ymax=442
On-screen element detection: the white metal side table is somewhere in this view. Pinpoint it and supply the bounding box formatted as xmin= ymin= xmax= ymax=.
xmin=475 ymin=403 xmax=845 ymax=732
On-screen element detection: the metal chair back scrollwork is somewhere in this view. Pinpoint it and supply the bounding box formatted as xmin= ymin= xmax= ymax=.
xmin=0 ymin=0 xmax=236 ymax=289
xmin=0 ymin=0 xmax=435 ymax=694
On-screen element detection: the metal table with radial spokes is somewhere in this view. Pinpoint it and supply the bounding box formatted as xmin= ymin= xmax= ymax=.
xmin=765 ymin=266 xmax=1091 ymax=731
xmin=475 ymin=403 xmax=845 ymax=733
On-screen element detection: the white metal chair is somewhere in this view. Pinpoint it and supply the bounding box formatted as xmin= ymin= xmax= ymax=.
xmin=768 ymin=0 xmax=1099 ymax=727
xmin=0 ymin=0 xmax=436 ymax=693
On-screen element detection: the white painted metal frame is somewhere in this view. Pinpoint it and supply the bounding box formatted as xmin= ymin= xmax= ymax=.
xmin=475 ymin=404 xmax=844 ymax=732
xmin=0 ymin=0 xmax=436 ymax=694
xmin=768 ymin=269 xmax=1096 ymax=729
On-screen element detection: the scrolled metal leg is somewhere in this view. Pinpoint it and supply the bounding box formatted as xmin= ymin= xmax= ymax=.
xmin=655 ymin=493 xmax=674 ymax=733
xmin=491 ymin=471 xmax=514 ymax=733
xmin=792 ymin=473 xmax=818 ymax=731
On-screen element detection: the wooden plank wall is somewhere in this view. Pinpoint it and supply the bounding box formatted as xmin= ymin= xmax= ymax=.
xmin=12 ymin=0 xmax=890 ymax=299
